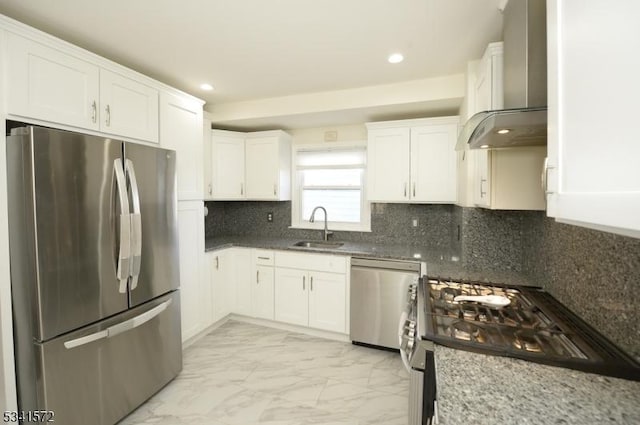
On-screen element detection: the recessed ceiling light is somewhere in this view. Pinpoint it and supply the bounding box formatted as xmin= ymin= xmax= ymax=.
xmin=388 ymin=53 xmax=404 ymax=64
xmin=480 ymin=144 xmax=489 ymax=149
xmin=497 ymin=129 xmax=510 ymax=134
xmin=200 ymin=83 xmax=214 ymax=91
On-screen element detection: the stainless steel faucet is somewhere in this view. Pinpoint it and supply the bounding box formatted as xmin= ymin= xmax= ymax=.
xmin=309 ymin=206 xmax=333 ymax=241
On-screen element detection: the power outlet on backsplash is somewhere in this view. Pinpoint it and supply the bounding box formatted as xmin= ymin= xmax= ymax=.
xmin=412 ymin=218 xmax=418 ymax=227
xmin=267 ymin=212 xmax=273 ymax=222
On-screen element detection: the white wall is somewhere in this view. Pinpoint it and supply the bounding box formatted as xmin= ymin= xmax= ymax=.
xmin=289 ymin=124 xmax=367 ymax=146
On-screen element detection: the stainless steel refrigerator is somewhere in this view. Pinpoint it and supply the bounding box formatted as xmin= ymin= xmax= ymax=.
xmin=6 ymin=124 xmax=182 ymax=425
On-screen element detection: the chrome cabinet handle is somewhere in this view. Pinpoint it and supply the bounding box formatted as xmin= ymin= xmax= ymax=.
xmin=114 ymin=159 xmax=131 ymax=294
xmin=257 ymin=256 xmax=270 ymax=260
xmin=91 ymin=101 xmax=97 ymax=123
xmin=310 ymin=276 xmax=313 ymax=291
xmin=105 ymin=104 xmax=111 ymax=126
xmin=208 ymin=183 xmax=212 ymax=195
xmin=240 ymin=183 xmax=244 ymax=196
xmin=413 ymin=182 xmax=416 ymax=197
xmin=303 ymin=276 xmax=305 ymax=290
xmin=125 ymin=160 xmax=142 ymax=290
xmin=256 ymin=270 xmax=259 ymax=283
xmin=215 ymin=256 xmax=219 ymax=270
xmin=404 ymin=182 xmax=408 ymax=197
xmin=273 ymin=184 xmax=277 ymax=196
xmin=480 ymin=179 xmax=487 ymax=198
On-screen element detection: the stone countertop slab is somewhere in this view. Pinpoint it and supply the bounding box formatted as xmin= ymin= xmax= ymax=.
xmin=434 ymin=345 xmax=640 ymax=425
xmin=205 ymin=236 xmax=536 ymax=286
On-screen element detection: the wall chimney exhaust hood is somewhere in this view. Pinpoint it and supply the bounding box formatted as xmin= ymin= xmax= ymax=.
xmin=465 ymin=0 xmax=547 ymax=149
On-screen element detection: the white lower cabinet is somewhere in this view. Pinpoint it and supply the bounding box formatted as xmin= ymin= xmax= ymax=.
xmin=253 ymin=265 xmax=275 ymax=320
xmin=253 ymin=250 xmax=275 ymax=320
xmin=205 ymin=249 xmax=347 ymax=334
xmin=307 ymin=271 xmax=346 ymax=333
xmin=233 ymin=248 xmax=253 ymax=316
xmin=274 ymin=268 xmax=309 ymax=327
xmin=274 ymin=252 xmax=347 ymax=334
xmin=210 ymin=248 xmax=235 ymax=322
xmin=177 ymin=201 xmax=207 ymax=342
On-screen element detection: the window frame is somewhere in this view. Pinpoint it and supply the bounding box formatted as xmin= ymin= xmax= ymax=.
xmin=291 ymin=142 xmax=371 ymax=232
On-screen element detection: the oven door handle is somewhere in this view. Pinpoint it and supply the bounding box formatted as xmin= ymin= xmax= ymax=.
xmin=398 ymin=310 xmax=412 ymax=373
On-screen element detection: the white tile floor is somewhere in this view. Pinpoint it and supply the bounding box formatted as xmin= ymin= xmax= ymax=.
xmin=119 ymin=320 xmax=409 ymax=425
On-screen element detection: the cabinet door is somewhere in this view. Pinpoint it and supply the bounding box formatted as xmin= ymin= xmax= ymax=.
xmin=274 ymin=268 xmax=308 ymax=326
xmin=308 ymin=272 xmax=346 ymax=334
xmin=410 ymin=124 xmax=457 ymax=203
xmin=211 ymin=131 xmax=245 ymax=199
xmin=367 ymin=128 xmax=411 ymax=202
xmin=474 ymin=149 xmax=491 ymax=207
xmin=160 ymin=92 xmax=204 ymax=201
xmin=546 ymin=0 xmax=640 ymax=237
xmin=100 ymin=69 xmax=159 ymax=142
xmin=203 ymin=117 xmax=213 ymax=199
xmin=233 ymin=249 xmax=253 ymax=316
xmin=253 ymin=265 xmax=275 ymax=320
xmin=5 ymin=32 xmax=100 ymax=131
xmin=211 ymin=249 xmax=233 ymax=322
xmin=177 ymin=201 xmax=206 ymax=342
xmin=245 ymin=136 xmax=279 ymax=200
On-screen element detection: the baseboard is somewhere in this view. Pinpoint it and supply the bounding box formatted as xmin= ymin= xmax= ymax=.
xmin=228 ymin=314 xmax=351 ymax=343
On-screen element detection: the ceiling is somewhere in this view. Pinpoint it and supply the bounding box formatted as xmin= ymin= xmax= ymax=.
xmin=0 ymin=0 xmax=505 ymax=129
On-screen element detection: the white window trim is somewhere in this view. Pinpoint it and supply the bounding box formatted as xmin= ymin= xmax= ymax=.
xmin=291 ymin=142 xmax=371 ymax=232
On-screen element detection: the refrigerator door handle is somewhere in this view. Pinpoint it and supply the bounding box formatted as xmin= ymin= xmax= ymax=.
xmin=107 ymin=299 xmax=172 ymax=337
xmin=125 ymin=159 xmax=142 ymax=290
xmin=64 ymin=329 xmax=109 ymax=349
xmin=63 ymin=299 xmax=172 ymax=349
xmin=114 ymin=158 xmax=131 ymax=293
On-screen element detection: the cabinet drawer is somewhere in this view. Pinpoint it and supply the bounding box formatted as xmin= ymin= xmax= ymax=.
xmin=275 ymin=251 xmax=346 ymax=274
xmin=254 ymin=249 xmax=275 ymax=265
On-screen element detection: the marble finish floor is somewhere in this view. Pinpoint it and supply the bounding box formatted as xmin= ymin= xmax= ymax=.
xmin=119 ymin=320 xmax=409 ymax=425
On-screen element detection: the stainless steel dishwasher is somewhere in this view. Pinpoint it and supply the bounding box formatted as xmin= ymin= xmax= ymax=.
xmin=350 ymin=257 xmax=421 ymax=350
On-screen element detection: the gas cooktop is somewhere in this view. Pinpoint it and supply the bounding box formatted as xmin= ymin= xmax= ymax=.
xmin=421 ymin=276 xmax=640 ymax=381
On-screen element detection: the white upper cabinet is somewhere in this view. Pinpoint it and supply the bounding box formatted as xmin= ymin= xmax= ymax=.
xmin=210 ymin=130 xmax=246 ymax=200
xmin=367 ymin=127 xmax=411 ymax=202
xmin=410 ymin=124 xmax=458 ymax=203
xmin=209 ymin=129 xmax=291 ymax=201
xmin=2 ymin=26 xmax=201 ymax=146
xmin=245 ymin=131 xmax=292 ymax=200
xmin=457 ymin=43 xmax=503 ymax=207
xmin=159 ymin=92 xmax=204 ymax=201
xmin=367 ymin=117 xmax=459 ymax=203
xmin=475 ymin=147 xmax=546 ymax=211
xmin=5 ymin=32 xmax=100 ymax=131
xmin=546 ymin=0 xmax=640 ymax=238
xmin=473 ymin=42 xmax=504 ymax=114
xmin=100 ymin=69 xmax=159 ymax=143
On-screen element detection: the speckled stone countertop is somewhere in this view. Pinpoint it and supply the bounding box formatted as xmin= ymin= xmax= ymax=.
xmin=434 ymin=345 xmax=640 ymax=425
xmin=205 ymin=236 xmax=536 ymax=286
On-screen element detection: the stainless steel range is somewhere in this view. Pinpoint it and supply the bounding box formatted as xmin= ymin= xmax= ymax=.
xmin=422 ymin=277 xmax=640 ymax=380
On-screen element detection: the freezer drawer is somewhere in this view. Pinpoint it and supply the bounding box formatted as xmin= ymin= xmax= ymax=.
xmin=19 ymin=292 xmax=182 ymax=425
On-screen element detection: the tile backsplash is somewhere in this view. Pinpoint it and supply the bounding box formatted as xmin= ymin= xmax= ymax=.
xmin=205 ymin=201 xmax=640 ymax=359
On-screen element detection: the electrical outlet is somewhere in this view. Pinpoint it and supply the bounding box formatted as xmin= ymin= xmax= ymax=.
xmin=412 ymin=218 xmax=418 ymax=227
xmin=267 ymin=212 xmax=273 ymax=222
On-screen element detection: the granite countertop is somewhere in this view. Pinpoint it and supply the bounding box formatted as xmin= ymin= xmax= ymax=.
xmin=435 ymin=345 xmax=640 ymax=424
xmin=205 ymin=235 xmax=536 ymax=286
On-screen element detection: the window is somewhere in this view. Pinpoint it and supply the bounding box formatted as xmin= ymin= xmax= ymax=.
xmin=292 ymin=144 xmax=370 ymax=232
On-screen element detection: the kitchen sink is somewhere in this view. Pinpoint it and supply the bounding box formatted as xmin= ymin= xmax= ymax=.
xmin=292 ymin=240 xmax=344 ymax=249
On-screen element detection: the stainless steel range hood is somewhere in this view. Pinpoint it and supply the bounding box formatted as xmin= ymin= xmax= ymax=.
xmin=466 ymin=0 xmax=547 ymax=149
